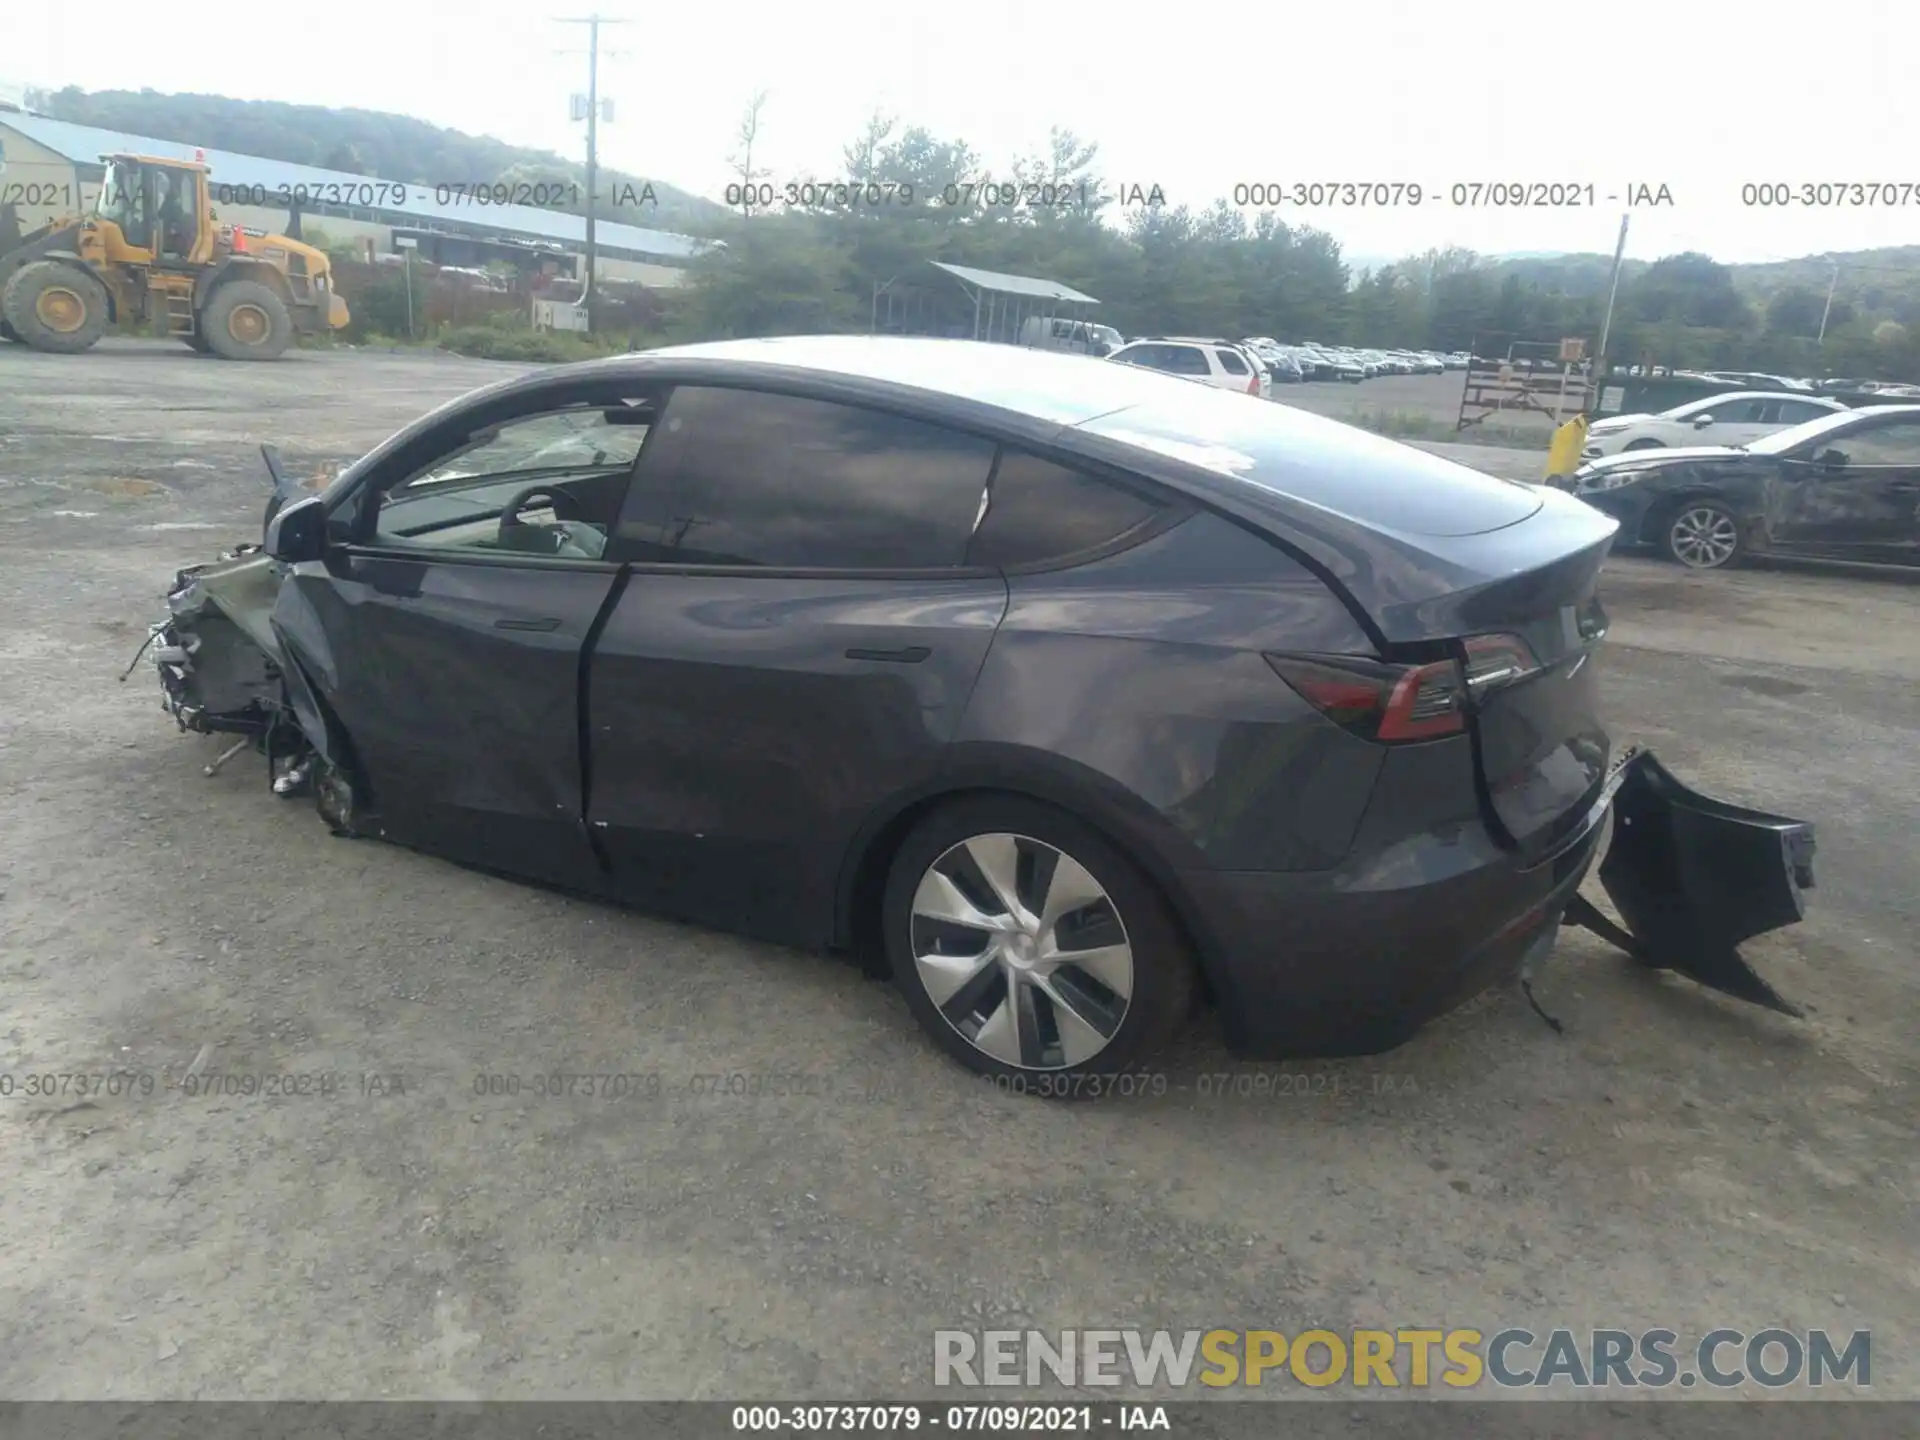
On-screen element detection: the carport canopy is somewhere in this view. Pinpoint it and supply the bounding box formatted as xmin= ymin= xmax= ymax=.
xmin=930 ymin=261 xmax=1100 ymax=344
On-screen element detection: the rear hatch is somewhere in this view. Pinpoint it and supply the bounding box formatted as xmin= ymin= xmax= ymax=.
xmin=1068 ymin=394 xmax=1620 ymax=858
xmin=1458 ymin=567 xmax=1612 ymax=860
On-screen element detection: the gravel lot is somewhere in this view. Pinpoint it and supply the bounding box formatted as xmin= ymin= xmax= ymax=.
xmin=1 ymin=341 xmax=1914 ymax=1403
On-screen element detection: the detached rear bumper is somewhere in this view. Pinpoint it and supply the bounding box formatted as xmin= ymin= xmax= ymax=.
xmin=1181 ymin=748 xmax=1814 ymax=1059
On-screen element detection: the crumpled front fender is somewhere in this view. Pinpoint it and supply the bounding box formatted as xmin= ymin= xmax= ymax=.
xmin=1567 ymin=749 xmax=1816 ymax=1015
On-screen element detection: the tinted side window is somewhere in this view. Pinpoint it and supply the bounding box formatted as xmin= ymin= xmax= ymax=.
xmin=1777 ymin=400 xmax=1836 ymax=425
xmin=1705 ymin=398 xmax=1764 ymax=424
xmin=1116 ymin=345 xmax=1165 ymax=368
xmin=1165 ymin=346 xmax=1211 ymax=376
xmin=637 ymin=387 xmax=996 ymax=569
xmin=967 ymin=452 xmax=1167 ymax=568
xmin=1216 ymin=348 xmax=1249 ymax=376
xmin=1834 ymin=420 xmax=1920 ymax=466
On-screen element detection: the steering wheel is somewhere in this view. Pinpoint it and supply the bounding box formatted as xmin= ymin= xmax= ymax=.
xmin=497 ymin=485 xmax=587 ymax=553
xmin=500 ymin=485 xmax=585 ymax=529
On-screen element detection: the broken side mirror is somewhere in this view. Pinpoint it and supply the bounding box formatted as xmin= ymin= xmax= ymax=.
xmin=266 ymin=494 xmax=329 ymax=564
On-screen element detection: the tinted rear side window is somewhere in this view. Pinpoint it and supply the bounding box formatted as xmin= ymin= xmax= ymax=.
xmin=635 ymin=387 xmax=995 ymax=569
xmin=1215 ymin=349 xmax=1248 ymax=375
xmin=1166 ymin=346 xmax=1210 ymax=376
xmin=968 ymin=452 xmax=1167 ymax=568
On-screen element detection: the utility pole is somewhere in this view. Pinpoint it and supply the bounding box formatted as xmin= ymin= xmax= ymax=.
xmin=1594 ymin=213 xmax=1631 ymax=382
xmin=1817 ymin=260 xmax=1841 ymax=344
xmin=557 ymin=14 xmax=625 ymax=332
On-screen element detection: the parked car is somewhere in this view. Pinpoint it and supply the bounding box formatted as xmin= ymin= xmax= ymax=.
xmin=1020 ymin=316 xmax=1122 ymax=357
xmin=1240 ymin=339 xmax=1302 ymax=383
xmin=1564 ymin=402 xmax=1920 ymax=569
xmin=142 ymin=337 xmax=1818 ymax=1081
xmin=1109 ymin=337 xmax=1268 ymax=397
xmin=1705 ymin=371 xmax=1815 ymax=394
xmin=1581 ymin=392 xmax=1846 ymax=459
xmin=1302 ymin=347 xmax=1366 ymax=382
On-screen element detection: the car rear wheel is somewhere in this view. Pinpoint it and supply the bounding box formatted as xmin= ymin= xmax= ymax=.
xmin=883 ymin=797 xmax=1195 ymax=1090
xmin=1664 ymin=500 xmax=1744 ymax=569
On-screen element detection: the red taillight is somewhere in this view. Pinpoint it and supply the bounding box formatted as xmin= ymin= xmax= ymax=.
xmin=1246 ymin=371 xmax=1260 ymax=395
xmin=1265 ymin=653 xmax=1466 ymax=743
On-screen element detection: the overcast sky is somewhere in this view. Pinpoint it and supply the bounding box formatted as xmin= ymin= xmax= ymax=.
xmin=8 ymin=0 xmax=1918 ymax=267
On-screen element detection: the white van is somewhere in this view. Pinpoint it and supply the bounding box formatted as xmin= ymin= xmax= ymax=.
xmin=1019 ymin=316 xmax=1124 ymax=357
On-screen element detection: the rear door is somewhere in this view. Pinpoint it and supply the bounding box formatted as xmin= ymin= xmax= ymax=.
xmin=1765 ymin=414 xmax=1920 ymax=560
xmin=586 ymin=385 xmax=1009 ymax=945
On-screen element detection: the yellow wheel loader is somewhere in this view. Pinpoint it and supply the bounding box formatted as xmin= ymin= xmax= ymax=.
xmin=0 ymin=153 xmax=348 ymax=360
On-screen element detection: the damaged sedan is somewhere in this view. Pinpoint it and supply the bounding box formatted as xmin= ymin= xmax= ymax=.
xmin=139 ymin=337 xmax=1819 ymax=1084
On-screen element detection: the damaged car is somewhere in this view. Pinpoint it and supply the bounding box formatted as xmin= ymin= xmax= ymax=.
xmin=138 ymin=337 xmax=1820 ymax=1085
xmin=1561 ymin=403 xmax=1920 ymax=570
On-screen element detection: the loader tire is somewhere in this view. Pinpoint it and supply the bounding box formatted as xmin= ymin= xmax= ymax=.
xmin=201 ymin=280 xmax=292 ymax=361
xmin=185 ymin=331 xmax=214 ymax=354
xmin=2 ymin=261 xmax=110 ymax=354
xmin=1 ymin=318 xmax=21 ymax=343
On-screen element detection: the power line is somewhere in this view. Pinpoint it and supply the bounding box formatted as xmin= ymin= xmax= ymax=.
xmin=555 ymin=14 xmax=629 ymax=330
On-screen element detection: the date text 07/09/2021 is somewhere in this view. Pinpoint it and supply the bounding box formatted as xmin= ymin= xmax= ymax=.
xmin=728 ymin=1404 xmax=1170 ymax=1433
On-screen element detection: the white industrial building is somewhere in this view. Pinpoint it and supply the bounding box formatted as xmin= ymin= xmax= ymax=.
xmin=0 ymin=108 xmax=705 ymax=287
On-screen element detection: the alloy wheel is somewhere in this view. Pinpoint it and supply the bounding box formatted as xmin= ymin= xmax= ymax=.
xmin=1669 ymin=506 xmax=1739 ymax=568
xmin=908 ymin=832 xmax=1134 ymax=1071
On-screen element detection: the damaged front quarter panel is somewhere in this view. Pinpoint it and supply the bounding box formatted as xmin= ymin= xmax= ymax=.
xmin=138 ymin=545 xmax=326 ymax=791
xmin=151 ymin=548 xmax=288 ymax=735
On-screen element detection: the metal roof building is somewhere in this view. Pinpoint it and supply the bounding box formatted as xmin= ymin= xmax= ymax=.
xmin=0 ymin=110 xmax=705 ymax=266
xmin=872 ymin=261 xmax=1105 ymax=347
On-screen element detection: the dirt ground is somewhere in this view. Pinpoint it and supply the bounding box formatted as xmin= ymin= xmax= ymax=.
xmin=1 ymin=341 xmax=1914 ymax=1403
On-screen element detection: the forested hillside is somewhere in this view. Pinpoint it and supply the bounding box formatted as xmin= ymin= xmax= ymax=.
xmin=26 ymin=87 xmax=1920 ymax=378
xmin=27 ymin=87 xmax=731 ymax=232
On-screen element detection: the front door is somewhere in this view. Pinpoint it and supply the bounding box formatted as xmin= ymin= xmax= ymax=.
xmin=273 ymin=403 xmax=651 ymax=890
xmin=1767 ymin=415 xmax=1920 ymax=562
xmin=586 ymin=384 xmax=1009 ymax=945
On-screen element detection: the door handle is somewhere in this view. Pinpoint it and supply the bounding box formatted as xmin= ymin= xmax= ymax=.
xmin=845 ymin=645 xmax=931 ymax=664
xmin=495 ymin=617 xmax=562 ymax=632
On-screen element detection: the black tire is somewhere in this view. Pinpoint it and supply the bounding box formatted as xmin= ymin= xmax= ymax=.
xmin=1662 ymin=498 xmax=1745 ymax=570
xmin=0 ymin=317 xmax=20 ymax=343
xmin=201 ymin=279 xmax=292 ymax=360
xmin=882 ymin=795 xmax=1196 ymax=1091
xmin=1 ymin=260 xmax=110 ymax=354
xmin=185 ymin=331 xmax=214 ymax=354
xmin=1623 ymin=438 xmax=1666 ymax=451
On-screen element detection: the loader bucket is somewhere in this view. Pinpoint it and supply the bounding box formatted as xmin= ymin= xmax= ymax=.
xmin=1573 ymin=750 xmax=1816 ymax=1015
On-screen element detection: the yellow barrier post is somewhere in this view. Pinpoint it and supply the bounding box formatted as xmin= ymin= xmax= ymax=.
xmin=1544 ymin=412 xmax=1589 ymax=484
